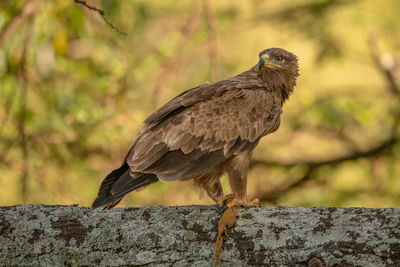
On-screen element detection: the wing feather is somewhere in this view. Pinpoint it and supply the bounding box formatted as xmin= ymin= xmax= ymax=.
xmin=127 ymin=80 xmax=282 ymax=182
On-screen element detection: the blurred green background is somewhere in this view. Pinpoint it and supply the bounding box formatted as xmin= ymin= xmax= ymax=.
xmin=1 ymin=0 xmax=399 ymax=208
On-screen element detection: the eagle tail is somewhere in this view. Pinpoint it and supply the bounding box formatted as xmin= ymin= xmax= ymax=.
xmin=92 ymin=163 xmax=158 ymax=210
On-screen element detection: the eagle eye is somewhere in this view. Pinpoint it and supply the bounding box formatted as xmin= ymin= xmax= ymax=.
xmin=275 ymin=55 xmax=283 ymax=62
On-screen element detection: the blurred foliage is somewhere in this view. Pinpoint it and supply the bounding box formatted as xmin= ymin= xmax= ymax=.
xmin=0 ymin=0 xmax=399 ymax=208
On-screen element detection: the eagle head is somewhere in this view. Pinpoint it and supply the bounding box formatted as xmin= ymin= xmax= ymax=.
xmin=258 ymin=48 xmax=298 ymax=71
xmin=257 ymin=48 xmax=299 ymax=100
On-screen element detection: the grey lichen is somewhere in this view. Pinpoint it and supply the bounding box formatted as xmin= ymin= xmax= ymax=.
xmin=0 ymin=205 xmax=399 ymax=266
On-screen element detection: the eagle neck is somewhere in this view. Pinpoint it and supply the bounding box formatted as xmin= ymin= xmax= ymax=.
xmin=257 ymin=67 xmax=295 ymax=102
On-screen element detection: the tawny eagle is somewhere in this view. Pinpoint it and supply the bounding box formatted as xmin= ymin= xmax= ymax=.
xmin=92 ymin=48 xmax=299 ymax=210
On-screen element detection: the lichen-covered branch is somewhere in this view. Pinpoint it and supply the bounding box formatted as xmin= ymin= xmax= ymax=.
xmin=0 ymin=205 xmax=399 ymax=266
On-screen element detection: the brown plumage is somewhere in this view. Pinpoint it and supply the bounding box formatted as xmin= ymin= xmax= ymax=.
xmin=92 ymin=48 xmax=299 ymax=210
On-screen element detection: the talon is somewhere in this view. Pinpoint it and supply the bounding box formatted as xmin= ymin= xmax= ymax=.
xmin=226 ymin=198 xmax=261 ymax=208
xmin=217 ymin=197 xmax=224 ymax=207
xmin=248 ymin=198 xmax=261 ymax=207
xmin=227 ymin=200 xmax=240 ymax=208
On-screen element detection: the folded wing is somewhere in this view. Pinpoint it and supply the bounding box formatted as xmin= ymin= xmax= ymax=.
xmin=128 ymin=82 xmax=282 ymax=182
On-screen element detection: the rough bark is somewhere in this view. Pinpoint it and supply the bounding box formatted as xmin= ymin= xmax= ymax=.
xmin=0 ymin=205 xmax=399 ymax=266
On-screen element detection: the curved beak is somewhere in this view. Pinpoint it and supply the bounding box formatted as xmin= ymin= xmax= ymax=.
xmin=258 ymin=54 xmax=281 ymax=69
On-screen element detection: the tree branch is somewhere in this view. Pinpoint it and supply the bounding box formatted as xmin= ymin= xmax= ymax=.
xmin=368 ymin=32 xmax=400 ymax=96
xmin=1 ymin=205 xmax=399 ymax=266
xmin=74 ymin=0 xmax=126 ymax=36
xmin=253 ymin=137 xmax=398 ymax=202
xmin=251 ymin=137 xmax=397 ymax=170
xmin=0 ymin=0 xmax=37 ymax=47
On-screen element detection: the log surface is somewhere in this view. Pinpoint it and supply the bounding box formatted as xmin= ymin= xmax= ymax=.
xmin=0 ymin=205 xmax=399 ymax=266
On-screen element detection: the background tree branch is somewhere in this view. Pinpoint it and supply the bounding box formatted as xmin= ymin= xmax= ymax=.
xmin=0 ymin=0 xmax=37 ymax=47
xmin=74 ymin=0 xmax=126 ymax=35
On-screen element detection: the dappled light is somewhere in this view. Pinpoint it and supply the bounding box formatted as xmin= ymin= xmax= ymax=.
xmin=0 ymin=0 xmax=399 ymax=208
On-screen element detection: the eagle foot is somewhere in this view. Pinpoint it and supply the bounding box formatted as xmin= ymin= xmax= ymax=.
xmin=227 ymin=197 xmax=261 ymax=208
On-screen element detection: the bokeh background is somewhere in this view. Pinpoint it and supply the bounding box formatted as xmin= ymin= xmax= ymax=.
xmin=1 ymin=0 xmax=399 ymax=208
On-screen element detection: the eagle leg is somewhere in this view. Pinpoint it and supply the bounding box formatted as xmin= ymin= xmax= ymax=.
xmin=201 ymin=180 xmax=238 ymax=207
xmin=201 ymin=177 xmax=225 ymax=206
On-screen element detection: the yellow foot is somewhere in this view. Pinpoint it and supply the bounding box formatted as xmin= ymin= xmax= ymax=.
xmin=227 ymin=198 xmax=261 ymax=208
